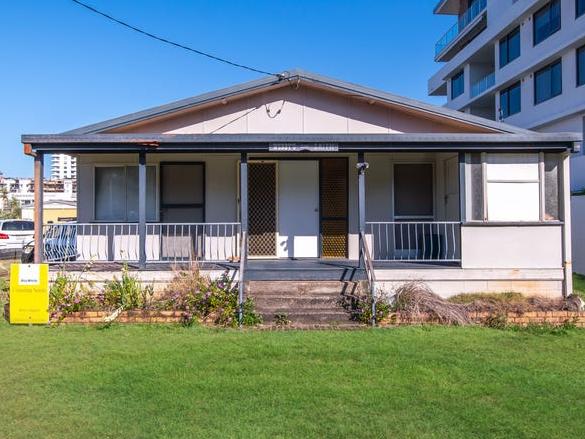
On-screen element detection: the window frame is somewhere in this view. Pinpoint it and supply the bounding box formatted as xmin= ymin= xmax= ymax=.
xmin=451 ymin=70 xmax=465 ymax=99
xmin=466 ymin=153 xmax=562 ymax=223
xmin=577 ymin=45 xmax=585 ymax=87
xmin=499 ymin=81 xmax=522 ymax=118
xmin=92 ymin=164 xmax=159 ymax=223
xmin=534 ymin=59 xmax=563 ymax=105
xmin=499 ymin=27 xmax=521 ymax=68
xmin=533 ymin=0 xmax=561 ymax=46
xmin=159 ymin=162 xmax=206 ymax=223
xmin=391 ymin=162 xmax=435 ymax=220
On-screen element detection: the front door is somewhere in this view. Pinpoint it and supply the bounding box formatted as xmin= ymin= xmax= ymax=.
xmin=277 ymin=161 xmax=319 ymax=258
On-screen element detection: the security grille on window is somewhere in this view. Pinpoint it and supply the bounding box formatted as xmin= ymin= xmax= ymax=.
xmin=94 ymin=166 xmax=157 ymax=221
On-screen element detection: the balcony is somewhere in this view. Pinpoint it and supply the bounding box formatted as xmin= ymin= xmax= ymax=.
xmin=435 ymin=0 xmax=487 ymax=61
xmin=470 ymin=71 xmax=495 ymax=98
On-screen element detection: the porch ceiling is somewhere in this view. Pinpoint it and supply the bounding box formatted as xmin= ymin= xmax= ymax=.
xmin=22 ymin=132 xmax=581 ymax=155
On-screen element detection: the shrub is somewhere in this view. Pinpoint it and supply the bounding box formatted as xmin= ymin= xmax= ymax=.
xmin=102 ymin=264 xmax=153 ymax=310
xmin=342 ymin=290 xmax=391 ymax=324
xmin=161 ymin=267 xmax=262 ymax=327
xmin=49 ymin=271 xmax=98 ymax=320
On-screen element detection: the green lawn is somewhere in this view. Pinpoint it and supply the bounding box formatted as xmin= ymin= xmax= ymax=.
xmin=0 ymin=323 xmax=584 ymax=438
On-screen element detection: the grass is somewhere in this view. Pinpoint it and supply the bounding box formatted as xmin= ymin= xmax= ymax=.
xmin=572 ymin=272 xmax=585 ymax=298
xmin=0 ymin=323 xmax=584 ymax=438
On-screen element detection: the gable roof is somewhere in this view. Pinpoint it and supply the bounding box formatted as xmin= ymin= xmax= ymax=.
xmin=63 ymin=68 xmax=532 ymax=135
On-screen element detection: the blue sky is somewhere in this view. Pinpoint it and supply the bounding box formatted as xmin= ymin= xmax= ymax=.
xmin=0 ymin=0 xmax=452 ymax=177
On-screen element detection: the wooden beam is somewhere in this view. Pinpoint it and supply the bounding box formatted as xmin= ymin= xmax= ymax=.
xmin=33 ymin=153 xmax=44 ymax=263
xmin=357 ymin=152 xmax=366 ymax=269
xmin=238 ymin=153 xmax=248 ymax=325
xmin=138 ymin=150 xmax=147 ymax=268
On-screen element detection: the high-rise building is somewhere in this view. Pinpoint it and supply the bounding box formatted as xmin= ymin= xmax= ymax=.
xmin=429 ymin=0 xmax=585 ymax=188
xmin=51 ymin=154 xmax=77 ymax=179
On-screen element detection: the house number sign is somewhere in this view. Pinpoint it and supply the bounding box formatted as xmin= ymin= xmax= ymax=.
xmin=269 ymin=143 xmax=339 ymax=152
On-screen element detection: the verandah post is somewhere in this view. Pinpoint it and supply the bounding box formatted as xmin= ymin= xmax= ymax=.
xmin=238 ymin=152 xmax=248 ymax=326
xmin=138 ymin=150 xmax=147 ymax=269
xmin=33 ymin=151 xmax=44 ymax=264
xmin=357 ymin=152 xmax=366 ymax=270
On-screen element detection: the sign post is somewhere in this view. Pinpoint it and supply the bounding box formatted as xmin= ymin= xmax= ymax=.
xmin=9 ymin=263 xmax=49 ymax=324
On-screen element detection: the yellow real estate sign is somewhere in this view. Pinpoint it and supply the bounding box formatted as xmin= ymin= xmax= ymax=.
xmin=9 ymin=264 xmax=49 ymax=324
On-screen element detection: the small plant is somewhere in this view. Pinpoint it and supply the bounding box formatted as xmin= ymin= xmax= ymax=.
xmin=103 ymin=264 xmax=146 ymax=310
xmin=509 ymin=318 xmax=578 ymax=335
xmin=342 ymin=292 xmax=391 ymax=324
xmin=274 ymin=313 xmax=290 ymax=327
xmin=482 ymin=313 xmax=508 ymax=329
xmin=0 ymin=277 xmax=8 ymax=303
xmin=49 ymin=271 xmax=98 ymax=320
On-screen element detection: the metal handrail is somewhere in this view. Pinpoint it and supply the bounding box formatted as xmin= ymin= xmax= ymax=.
xmin=238 ymin=230 xmax=247 ymax=326
xmin=360 ymin=231 xmax=377 ymax=326
xmin=41 ymin=222 xmax=241 ymax=264
xmin=366 ymin=221 xmax=461 ymax=262
xmin=435 ymin=0 xmax=487 ymax=57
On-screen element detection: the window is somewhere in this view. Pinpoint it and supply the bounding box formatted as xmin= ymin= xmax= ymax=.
xmin=94 ymin=166 xmax=157 ymax=221
xmin=499 ymin=27 xmax=520 ymax=68
xmin=578 ymin=0 xmax=585 ymax=18
xmin=394 ymin=164 xmax=433 ymax=218
xmin=467 ymin=153 xmax=562 ymax=222
xmin=160 ymin=163 xmax=205 ymax=222
xmin=500 ymin=82 xmax=521 ymax=118
xmin=578 ymin=45 xmax=585 ymax=87
xmin=486 ymin=154 xmax=540 ymax=221
xmin=533 ymin=0 xmax=561 ymax=45
xmin=534 ymin=59 xmax=562 ymax=104
xmin=1 ymin=221 xmax=34 ymax=231
xmin=451 ymin=70 xmax=465 ymax=99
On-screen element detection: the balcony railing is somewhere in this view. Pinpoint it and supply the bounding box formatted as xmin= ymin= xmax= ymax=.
xmin=366 ymin=221 xmax=461 ymax=262
xmin=435 ymin=0 xmax=487 ymax=57
xmin=41 ymin=222 xmax=241 ymax=264
xmin=471 ymin=71 xmax=495 ymax=98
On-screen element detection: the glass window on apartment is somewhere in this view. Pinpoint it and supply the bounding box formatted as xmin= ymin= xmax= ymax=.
xmin=451 ymin=70 xmax=465 ymax=99
xmin=578 ymin=45 xmax=585 ymax=87
xmin=500 ymin=82 xmax=521 ymax=118
xmin=533 ymin=0 xmax=561 ymax=45
xmin=499 ymin=27 xmax=520 ymax=68
xmin=578 ymin=0 xmax=585 ymax=18
xmin=534 ymin=59 xmax=562 ymax=104
xmin=95 ymin=166 xmax=157 ymax=221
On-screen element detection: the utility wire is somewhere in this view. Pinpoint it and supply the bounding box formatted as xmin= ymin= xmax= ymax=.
xmin=71 ymin=0 xmax=283 ymax=79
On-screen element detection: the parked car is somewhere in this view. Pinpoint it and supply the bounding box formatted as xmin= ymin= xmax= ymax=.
xmin=0 ymin=219 xmax=34 ymax=260
xmin=21 ymin=223 xmax=78 ymax=263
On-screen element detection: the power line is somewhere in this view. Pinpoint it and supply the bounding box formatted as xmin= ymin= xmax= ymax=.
xmin=71 ymin=0 xmax=283 ymax=79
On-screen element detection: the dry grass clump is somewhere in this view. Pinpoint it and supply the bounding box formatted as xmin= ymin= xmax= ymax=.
xmin=393 ymin=282 xmax=471 ymax=325
xmin=449 ymin=291 xmax=582 ymax=313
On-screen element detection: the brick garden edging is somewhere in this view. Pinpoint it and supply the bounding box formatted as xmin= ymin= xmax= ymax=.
xmin=380 ymin=311 xmax=585 ymax=327
xmin=54 ymin=310 xmax=185 ymax=324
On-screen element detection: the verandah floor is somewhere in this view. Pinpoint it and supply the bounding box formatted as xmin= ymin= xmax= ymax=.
xmin=51 ymin=258 xmax=460 ymax=281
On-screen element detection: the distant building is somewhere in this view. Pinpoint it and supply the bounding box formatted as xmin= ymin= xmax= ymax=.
xmin=0 ymin=174 xmax=76 ymax=220
xmin=51 ymin=154 xmax=77 ymax=179
xmin=428 ymin=0 xmax=585 ymax=189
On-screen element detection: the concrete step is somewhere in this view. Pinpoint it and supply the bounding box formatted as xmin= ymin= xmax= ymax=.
xmin=253 ymin=296 xmax=342 ymax=309
xmin=259 ymin=310 xmax=353 ymax=325
xmin=247 ymin=281 xmax=365 ymax=295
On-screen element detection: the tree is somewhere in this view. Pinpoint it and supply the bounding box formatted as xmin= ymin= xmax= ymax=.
xmin=0 ymin=187 xmax=21 ymax=219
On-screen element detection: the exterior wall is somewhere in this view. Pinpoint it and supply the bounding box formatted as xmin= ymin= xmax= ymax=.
xmin=77 ymin=153 xmax=239 ymax=224
xmin=571 ymin=195 xmax=585 ymax=274
xmin=461 ymin=225 xmax=562 ymax=268
xmin=21 ymin=207 xmax=77 ymax=223
xmin=111 ymin=85 xmax=481 ymax=135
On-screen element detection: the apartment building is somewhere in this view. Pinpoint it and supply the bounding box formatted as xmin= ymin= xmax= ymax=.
xmin=429 ymin=0 xmax=585 ymax=188
xmin=51 ymin=153 xmax=77 ymax=179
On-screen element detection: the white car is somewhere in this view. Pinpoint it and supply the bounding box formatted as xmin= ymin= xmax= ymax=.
xmin=0 ymin=220 xmax=34 ymax=259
